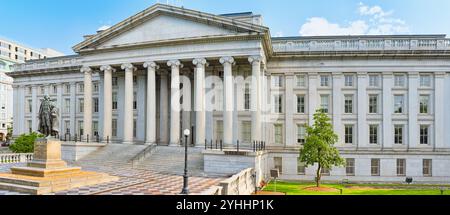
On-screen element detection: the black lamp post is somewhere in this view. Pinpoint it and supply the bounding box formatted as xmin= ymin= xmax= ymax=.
xmin=181 ymin=129 xmax=190 ymax=195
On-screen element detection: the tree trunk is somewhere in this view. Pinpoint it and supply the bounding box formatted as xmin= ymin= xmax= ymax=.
xmin=316 ymin=164 xmax=321 ymax=187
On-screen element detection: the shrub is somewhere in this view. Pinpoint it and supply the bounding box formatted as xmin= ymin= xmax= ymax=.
xmin=9 ymin=132 xmax=44 ymax=153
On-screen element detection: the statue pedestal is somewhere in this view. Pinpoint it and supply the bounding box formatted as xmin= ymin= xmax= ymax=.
xmin=0 ymin=138 xmax=118 ymax=195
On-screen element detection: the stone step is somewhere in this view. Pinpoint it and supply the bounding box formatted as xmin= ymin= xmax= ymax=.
xmin=0 ymin=182 xmax=50 ymax=195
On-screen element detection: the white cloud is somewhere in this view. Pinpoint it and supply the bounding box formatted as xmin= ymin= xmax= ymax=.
xmin=300 ymin=17 xmax=368 ymax=36
xmin=299 ymin=3 xmax=410 ymax=36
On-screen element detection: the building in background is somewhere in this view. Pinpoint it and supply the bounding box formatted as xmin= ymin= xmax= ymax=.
xmin=8 ymin=4 xmax=450 ymax=182
xmin=0 ymin=37 xmax=64 ymax=141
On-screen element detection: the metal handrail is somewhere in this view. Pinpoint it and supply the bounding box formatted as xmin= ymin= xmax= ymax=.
xmin=130 ymin=144 xmax=157 ymax=168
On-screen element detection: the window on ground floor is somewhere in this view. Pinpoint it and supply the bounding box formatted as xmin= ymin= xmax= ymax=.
xmin=345 ymin=125 xmax=354 ymax=144
xmin=423 ymin=159 xmax=432 ymax=177
xmin=297 ymin=158 xmax=305 ymax=175
xmin=274 ymin=124 xmax=283 ymax=144
xmin=420 ymin=125 xmax=429 ymax=145
xmin=369 ymin=125 xmax=379 ymax=145
xmin=371 ymin=159 xmax=380 ymax=176
xmin=297 ymin=125 xmax=306 ymax=145
xmin=397 ymin=159 xmax=406 ymax=176
xmin=274 ymin=157 xmax=282 ymax=174
xmin=112 ymin=119 xmax=117 ymax=137
xmin=241 ymin=121 xmax=251 ymax=143
xmin=346 ymin=158 xmax=355 ymax=176
xmin=321 ymin=167 xmax=330 ymax=176
xmin=216 ymin=120 xmax=223 ymax=141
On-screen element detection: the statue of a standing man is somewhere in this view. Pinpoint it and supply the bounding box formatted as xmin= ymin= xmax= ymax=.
xmin=38 ymin=95 xmax=59 ymax=137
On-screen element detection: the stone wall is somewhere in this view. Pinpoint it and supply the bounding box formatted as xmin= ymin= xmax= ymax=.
xmin=61 ymin=142 xmax=105 ymax=162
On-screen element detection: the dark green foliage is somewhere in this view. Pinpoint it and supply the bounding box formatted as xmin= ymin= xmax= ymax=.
xmin=9 ymin=132 xmax=44 ymax=153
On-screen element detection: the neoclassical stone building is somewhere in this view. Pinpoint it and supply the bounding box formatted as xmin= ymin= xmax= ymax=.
xmin=9 ymin=4 xmax=450 ymax=182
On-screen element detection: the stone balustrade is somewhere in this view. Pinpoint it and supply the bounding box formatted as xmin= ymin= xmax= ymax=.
xmin=0 ymin=153 xmax=33 ymax=164
xmin=219 ymin=168 xmax=255 ymax=195
xmin=12 ymin=55 xmax=82 ymax=72
xmin=273 ymin=37 xmax=450 ymax=52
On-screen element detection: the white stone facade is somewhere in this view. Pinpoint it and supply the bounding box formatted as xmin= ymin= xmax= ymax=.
xmin=9 ymin=4 xmax=450 ymax=182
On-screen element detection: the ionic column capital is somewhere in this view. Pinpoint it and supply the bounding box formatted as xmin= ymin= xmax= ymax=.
xmin=193 ymin=58 xmax=209 ymax=68
xmin=121 ymin=63 xmax=137 ymax=72
xmin=100 ymin=65 xmax=116 ymax=73
xmin=81 ymin=66 xmax=92 ymax=74
xmin=167 ymin=60 xmax=184 ymax=69
xmin=248 ymin=55 xmax=262 ymax=66
xmin=143 ymin=61 xmax=160 ymax=70
xmin=219 ymin=56 xmax=235 ymax=66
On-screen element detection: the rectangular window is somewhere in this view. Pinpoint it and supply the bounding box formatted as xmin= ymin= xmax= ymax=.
xmin=241 ymin=121 xmax=251 ymax=143
xmin=112 ymin=92 xmax=118 ymax=110
xmin=296 ymin=75 xmax=306 ymax=87
xmin=423 ymin=159 xmax=432 ymax=177
xmin=394 ymin=75 xmax=406 ymax=87
xmin=64 ymin=121 xmax=70 ymax=134
xmin=93 ymin=83 xmax=99 ymax=92
xmin=52 ymin=85 xmax=57 ymax=94
xmin=40 ymin=86 xmax=45 ymax=95
xmin=394 ymin=125 xmax=403 ymax=145
xmin=320 ymin=95 xmax=329 ymax=113
xmin=397 ymin=159 xmax=406 ymax=176
xmin=272 ymin=76 xmax=283 ymax=87
xmin=371 ymin=159 xmax=380 ymax=176
xmin=133 ymin=119 xmax=137 ymax=138
xmin=344 ymin=75 xmax=354 ymax=87
xmin=94 ymin=98 xmax=99 ymax=113
xmin=297 ymin=158 xmax=306 ymax=175
xmin=93 ymin=121 xmax=99 ymax=137
xmin=346 ymin=158 xmax=355 ymax=176
xmin=274 ymin=124 xmax=283 ymax=144
xmin=420 ymin=75 xmax=431 ymax=87
xmin=369 ymin=125 xmax=379 ymax=144
xmin=244 ymin=83 xmax=250 ymax=110
xmin=321 ymin=168 xmax=330 ymax=176
xmin=27 ymin=99 xmax=32 ymax=113
xmin=369 ymin=75 xmax=380 ymax=87
xmin=112 ymin=77 xmax=118 ymax=86
xmin=79 ymin=99 xmax=84 ymax=113
xmin=320 ymin=75 xmax=330 ymax=87
xmin=64 ymin=99 xmax=70 ymax=113
xmin=27 ymin=120 xmax=32 ymax=133
xmin=78 ymin=83 xmax=84 ymax=93
xmin=394 ymin=95 xmax=404 ymax=113
xmin=297 ymin=125 xmax=306 ymax=144
xmin=64 ymin=84 xmax=71 ymax=94
xmin=344 ymin=95 xmax=353 ymax=114
xmin=133 ymin=92 xmax=137 ymax=110
xmin=216 ymin=120 xmax=223 ymax=141
xmin=133 ymin=76 xmax=137 ymax=84
xmin=78 ymin=121 xmax=84 ymax=136
xmin=369 ymin=95 xmax=378 ymax=114
xmin=274 ymin=157 xmax=283 ymax=174
xmin=297 ymin=95 xmax=305 ymax=113
xmin=112 ymin=119 xmax=117 ymax=137
xmin=419 ymin=95 xmax=430 ymax=114
xmin=274 ymin=95 xmax=283 ymax=113
xmin=420 ymin=125 xmax=429 ymax=145
xmin=345 ymin=125 xmax=353 ymax=144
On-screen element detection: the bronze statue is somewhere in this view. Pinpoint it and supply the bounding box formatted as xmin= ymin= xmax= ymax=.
xmin=38 ymin=95 xmax=59 ymax=137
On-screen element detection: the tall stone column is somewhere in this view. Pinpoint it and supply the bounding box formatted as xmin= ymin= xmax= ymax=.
xmin=284 ymin=73 xmax=295 ymax=147
xmin=144 ymin=62 xmax=159 ymax=145
xmin=382 ymin=72 xmax=393 ymax=149
xmin=81 ymin=66 xmax=93 ymax=140
xmin=408 ymin=72 xmax=419 ymax=149
xmin=100 ymin=65 xmax=114 ymax=142
xmin=31 ymin=85 xmax=37 ymax=132
xmin=159 ymin=72 xmax=169 ymax=145
xmin=193 ymin=58 xmax=208 ymax=147
xmin=357 ymin=72 xmax=368 ymax=149
xmin=249 ymin=56 xmax=262 ymax=142
xmin=167 ymin=60 xmax=183 ymax=146
xmin=332 ymin=72 xmax=343 ymax=145
xmin=121 ymin=63 xmax=136 ymax=144
xmin=220 ymin=57 xmax=234 ymax=145
xmin=435 ymin=72 xmax=446 ymax=149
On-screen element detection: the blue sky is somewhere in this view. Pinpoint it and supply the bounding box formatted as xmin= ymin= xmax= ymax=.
xmin=1 ymin=0 xmax=450 ymax=54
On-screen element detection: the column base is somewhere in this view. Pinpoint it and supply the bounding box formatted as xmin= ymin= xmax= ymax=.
xmin=169 ymin=143 xmax=180 ymax=147
xmin=122 ymin=141 xmax=134 ymax=145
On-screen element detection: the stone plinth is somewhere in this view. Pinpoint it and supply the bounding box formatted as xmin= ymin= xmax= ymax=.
xmin=0 ymin=138 xmax=118 ymax=195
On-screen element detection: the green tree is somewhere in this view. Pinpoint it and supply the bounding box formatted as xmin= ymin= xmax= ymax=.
xmin=299 ymin=109 xmax=345 ymax=187
xmin=9 ymin=132 xmax=44 ymax=153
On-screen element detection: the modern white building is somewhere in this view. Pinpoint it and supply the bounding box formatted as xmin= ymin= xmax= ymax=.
xmin=0 ymin=37 xmax=63 ymax=141
xmin=9 ymin=4 xmax=450 ymax=182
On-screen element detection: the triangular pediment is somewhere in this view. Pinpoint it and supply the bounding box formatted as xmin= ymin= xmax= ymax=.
xmin=73 ymin=4 xmax=269 ymax=52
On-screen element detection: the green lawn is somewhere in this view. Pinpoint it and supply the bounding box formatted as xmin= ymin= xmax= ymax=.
xmin=263 ymin=181 xmax=450 ymax=195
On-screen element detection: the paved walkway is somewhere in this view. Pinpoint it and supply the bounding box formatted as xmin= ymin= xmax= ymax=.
xmin=0 ymin=145 xmax=226 ymax=195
